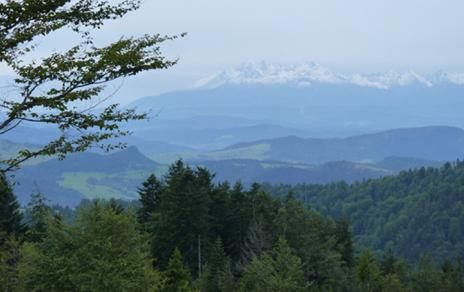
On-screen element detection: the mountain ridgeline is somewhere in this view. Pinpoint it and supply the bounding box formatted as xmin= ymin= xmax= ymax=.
xmin=208 ymin=126 xmax=464 ymax=164
xmin=130 ymin=63 xmax=464 ymax=146
xmin=8 ymin=125 xmax=462 ymax=206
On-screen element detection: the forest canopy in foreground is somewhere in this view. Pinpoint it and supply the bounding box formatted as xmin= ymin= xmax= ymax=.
xmin=264 ymin=160 xmax=464 ymax=261
xmin=1 ymin=160 xmax=463 ymax=291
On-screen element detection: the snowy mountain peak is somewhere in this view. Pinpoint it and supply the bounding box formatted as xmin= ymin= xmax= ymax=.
xmin=195 ymin=61 xmax=345 ymax=88
xmin=195 ymin=62 xmax=464 ymax=90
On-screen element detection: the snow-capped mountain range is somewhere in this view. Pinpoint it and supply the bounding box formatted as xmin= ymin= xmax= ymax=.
xmin=196 ymin=62 xmax=464 ymax=90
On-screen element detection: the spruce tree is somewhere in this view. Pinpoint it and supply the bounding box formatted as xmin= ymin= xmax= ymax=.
xmin=204 ymin=237 xmax=229 ymax=292
xmin=150 ymin=160 xmax=212 ymax=275
xmin=137 ymin=174 xmax=162 ymax=227
xmin=356 ymin=250 xmax=382 ymax=292
xmin=335 ymin=216 xmax=354 ymax=267
xmin=18 ymin=202 xmax=162 ymax=291
xmin=108 ymin=198 xmax=125 ymax=215
xmin=226 ymin=182 xmax=253 ymax=262
xmin=0 ymin=174 xmax=24 ymax=242
xmin=162 ymin=248 xmax=193 ymax=292
xmin=26 ymin=192 xmax=51 ymax=243
xmin=239 ymin=237 xmax=306 ymax=291
xmin=240 ymin=217 xmax=269 ymax=269
xmin=380 ymin=248 xmax=397 ymax=276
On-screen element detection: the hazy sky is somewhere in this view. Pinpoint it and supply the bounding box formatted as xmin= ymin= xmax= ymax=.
xmin=110 ymin=0 xmax=464 ymax=71
xmin=2 ymin=0 xmax=464 ymax=102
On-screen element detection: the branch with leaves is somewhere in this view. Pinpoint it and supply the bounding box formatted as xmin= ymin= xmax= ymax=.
xmin=0 ymin=0 xmax=184 ymax=172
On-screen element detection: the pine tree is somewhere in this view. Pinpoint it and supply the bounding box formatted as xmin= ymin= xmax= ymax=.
xmin=25 ymin=192 xmax=51 ymax=243
xmin=18 ymin=202 xmax=162 ymax=291
xmin=240 ymin=237 xmax=306 ymax=291
xmin=150 ymin=160 xmax=212 ymax=275
xmin=0 ymin=237 xmax=22 ymax=290
xmin=356 ymin=250 xmax=382 ymax=292
xmin=0 ymin=174 xmax=24 ymax=242
xmin=275 ymin=196 xmax=346 ymax=288
xmin=381 ymin=248 xmax=397 ymax=276
xmin=204 ymin=237 xmax=229 ymax=292
xmin=240 ymin=216 xmax=269 ymax=269
xmin=226 ymin=182 xmax=253 ymax=262
xmin=137 ymin=174 xmax=163 ymax=227
xmin=335 ymin=216 xmax=354 ymax=267
xmin=162 ymin=248 xmax=193 ymax=292
xmin=108 ymin=198 xmax=125 ymax=214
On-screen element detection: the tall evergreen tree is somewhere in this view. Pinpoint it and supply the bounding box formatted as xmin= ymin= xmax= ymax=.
xmin=275 ymin=196 xmax=346 ymax=288
xmin=137 ymin=174 xmax=163 ymax=227
xmin=0 ymin=174 xmax=24 ymax=242
xmin=108 ymin=198 xmax=125 ymax=214
xmin=380 ymin=248 xmax=397 ymax=276
xmin=239 ymin=237 xmax=306 ymax=291
xmin=204 ymin=237 xmax=229 ymax=292
xmin=226 ymin=182 xmax=253 ymax=262
xmin=335 ymin=216 xmax=354 ymax=267
xmin=0 ymin=237 xmax=22 ymax=291
xmin=150 ymin=160 xmax=212 ymax=275
xmin=240 ymin=216 xmax=270 ymax=269
xmin=162 ymin=248 xmax=193 ymax=292
xmin=18 ymin=201 xmax=162 ymax=291
xmin=356 ymin=250 xmax=382 ymax=292
xmin=25 ymin=192 xmax=51 ymax=243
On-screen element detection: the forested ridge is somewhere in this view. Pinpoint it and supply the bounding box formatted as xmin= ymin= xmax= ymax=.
xmin=264 ymin=161 xmax=464 ymax=261
xmin=1 ymin=161 xmax=464 ymax=291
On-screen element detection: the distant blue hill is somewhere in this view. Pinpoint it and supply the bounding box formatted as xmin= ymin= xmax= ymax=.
xmin=210 ymin=126 xmax=464 ymax=164
xmin=131 ymin=82 xmax=464 ymax=140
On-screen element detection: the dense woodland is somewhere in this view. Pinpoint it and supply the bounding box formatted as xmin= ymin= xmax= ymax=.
xmin=264 ymin=161 xmax=464 ymax=261
xmin=1 ymin=160 xmax=464 ymax=291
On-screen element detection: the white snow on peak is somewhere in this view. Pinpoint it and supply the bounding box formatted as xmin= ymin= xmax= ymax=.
xmin=195 ymin=61 xmax=345 ymax=88
xmin=351 ymin=70 xmax=433 ymax=89
xmin=195 ymin=61 xmax=464 ymax=90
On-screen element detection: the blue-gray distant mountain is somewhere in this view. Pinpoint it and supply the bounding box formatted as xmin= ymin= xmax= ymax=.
xmin=130 ymin=62 xmax=464 ymax=148
xmin=11 ymin=140 xmax=444 ymax=206
xmin=197 ymin=126 xmax=464 ymax=164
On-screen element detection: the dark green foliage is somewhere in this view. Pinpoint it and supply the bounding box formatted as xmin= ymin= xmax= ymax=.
xmin=137 ymin=174 xmax=162 ymax=227
xmin=335 ymin=216 xmax=355 ymax=268
xmin=240 ymin=217 xmax=270 ymax=269
xmin=0 ymin=174 xmax=24 ymax=242
xmin=162 ymin=248 xmax=193 ymax=292
xmin=18 ymin=201 xmax=161 ymax=291
xmin=0 ymin=0 xmax=183 ymax=171
xmin=265 ymin=161 xmax=464 ymax=260
xmin=108 ymin=198 xmax=125 ymax=214
xmin=0 ymin=237 xmax=22 ymax=290
xmin=1 ymin=161 xmax=463 ymax=290
xmin=274 ymin=196 xmax=347 ymax=288
xmin=150 ymin=160 xmax=212 ymax=275
xmin=204 ymin=238 xmax=229 ymax=292
xmin=25 ymin=192 xmax=52 ymax=243
xmin=380 ymin=248 xmax=398 ymax=276
xmin=356 ymin=250 xmax=382 ymax=292
xmin=239 ymin=237 xmax=306 ymax=291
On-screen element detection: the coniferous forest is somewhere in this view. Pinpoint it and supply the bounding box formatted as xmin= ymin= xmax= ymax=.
xmin=1 ymin=160 xmax=463 ymax=291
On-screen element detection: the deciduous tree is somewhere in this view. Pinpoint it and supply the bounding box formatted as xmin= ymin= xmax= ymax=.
xmin=0 ymin=0 xmax=183 ymax=172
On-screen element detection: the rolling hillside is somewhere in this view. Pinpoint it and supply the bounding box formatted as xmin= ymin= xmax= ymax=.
xmin=197 ymin=126 xmax=464 ymax=164
xmin=11 ymin=145 xmax=442 ymax=206
xmin=13 ymin=147 xmax=164 ymax=206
